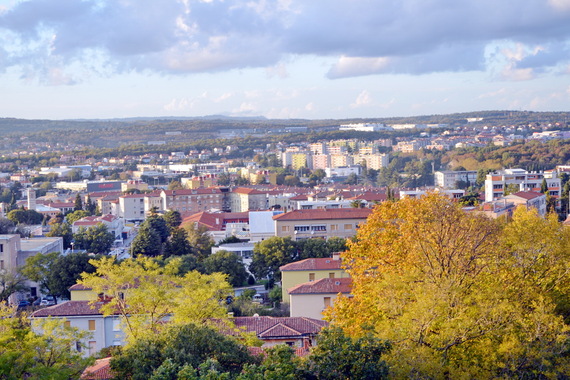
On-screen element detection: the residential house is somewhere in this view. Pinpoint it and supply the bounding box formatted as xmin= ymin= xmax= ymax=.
xmin=288 ymin=278 xmax=352 ymax=320
xmin=484 ymin=168 xmax=561 ymax=202
xmin=280 ymin=256 xmax=349 ymax=305
xmin=72 ymin=215 xmax=124 ymax=238
xmin=273 ymin=208 xmax=372 ymax=241
xmin=229 ymin=187 xmax=268 ymax=212
xmin=503 ymin=191 xmax=547 ymax=216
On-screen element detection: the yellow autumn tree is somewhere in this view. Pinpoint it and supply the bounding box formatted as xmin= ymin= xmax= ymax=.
xmin=79 ymin=256 xmax=232 ymax=345
xmin=328 ymin=193 xmax=570 ymax=378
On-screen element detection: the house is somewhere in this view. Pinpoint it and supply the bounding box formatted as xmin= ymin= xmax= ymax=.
xmin=484 ymin=169 xmax=561 ymax=202
xmin=288 ymin=278 xmax=352 ymax=320
xmin=181 ymin=211 xmax=249 ymax=242
xmin=229 ymin=187 xmax=269 ymax=212
xmin=503 ymin=191 xmax=547 ymax=216
xmin=81 ymin=357 xmax=114 ymax=380
xmin=273 ymin=208 xmax=372 ymax=240
xmin=72 ymin=214 xmax=124 ymax=238
xmin=30 ymin=299 xmax=125 ymax=357
xmin=279 ymin=256 xmax=349 ymax=305
xmin=232 ymin=316 xmax=328 ymax=349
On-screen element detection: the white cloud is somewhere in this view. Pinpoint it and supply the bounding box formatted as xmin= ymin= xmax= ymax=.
xmin=328 ymin=56 xmax=391 ymax=79
xmin=350 ymin=90 xmax=372 ymax=109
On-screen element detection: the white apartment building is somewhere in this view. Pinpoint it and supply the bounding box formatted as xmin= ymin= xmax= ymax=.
xmin=357 ymin=153 xmax=389 ymax=170
xmin=484 ymin=169 xmax=561 ymax=202
xmin=435 ymin=170 xmax=478 ymax=189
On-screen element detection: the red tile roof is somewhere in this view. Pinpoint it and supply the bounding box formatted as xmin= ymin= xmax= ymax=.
xmin=30 ymin=300 xmax=111 ymax=317
xmin=162 ymin=188 xmax=223 ymax=196
xmin=81 ymin=357 xmax=114 ymax=380
xmin=182 ymin=211 xmax=249 ymax=231
xmin=273 ymin=208 xmax=372 ymax=221
xmin=232 ymin=187 xmax=265 ymax=195
xmin=280 ymin=258 xmax=343 ymax=271
xmin=232 ymin=316 xmax=328 ymax=339
xmin=508 ymin=191 xmax=544 ymax=200
xmin=288 ymin=278 xmax=352 ymax=295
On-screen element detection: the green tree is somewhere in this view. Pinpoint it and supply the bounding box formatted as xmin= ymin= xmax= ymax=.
xmin=66 ymin=210 xmax=90 ymax=224
xmin=202 ymin=250 xmax=248 ymax=287
xmin=49 ymin=252 xmax=99 ymax=300
xmin=73 ymin=224 xmax=115 ymax=254
xmin=238 ymin=345 xmax=300 ymax=380
xmin=21 ymin=251 xmax=60 ymax=298
xmin=185 ymin=224 xmax=214 ymax=261
xmin=46 ymin=222 xmax=73 ymax=248
xmin=296 ymin=238 xmax=329 ymax=259
xmin=6 ymin=208 xmax=43 ymax=225
xmin=163 ymin=210 xmax=182 ymax=231
xmin=145 ymin=214 xmax=170 ymax=244
xmin=0 ymin=270 xmax=28 ymax=302
xmin=111 ymin=324 xmax=258 ymax=380
xmin=250 ymin=237 xmax=297 ymax=281
xmin=344 ymin=173 xmax=358 ymax=185
xmin=302 ymin=326 xmax=390 ymax=380
xmin=0 ymin=305 xmax=92 ymax=379
xmin=79 ymin=256 xmax=232 ymax=345
xmin=85 ymin=195 xmax=97 ymax=214
xmin=74 ymin=193 xmax=83 ymax=211
xmin=164 ymin=228 xmax=193 ymax=258
xmin=326 ymin=237 xmax=347 ymax=253
xmin=541 ymin=177 xmax=548 ymax=194
xmin=131 ymin=223 xmax=162 ymax=257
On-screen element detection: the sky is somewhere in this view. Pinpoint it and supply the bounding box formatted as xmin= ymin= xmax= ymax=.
xmin=0 ymin=0 xmax=570 ymax=120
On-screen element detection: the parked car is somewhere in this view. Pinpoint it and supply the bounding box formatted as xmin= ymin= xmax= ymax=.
xmin=17 ymin=300 xmax=30 ymax=309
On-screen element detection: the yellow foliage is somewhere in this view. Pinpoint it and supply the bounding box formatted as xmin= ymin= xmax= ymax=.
xmin=328 ymin=193 xmax=570 ymax=378
xmin=80 ymin=256 xmax=232 ymax=346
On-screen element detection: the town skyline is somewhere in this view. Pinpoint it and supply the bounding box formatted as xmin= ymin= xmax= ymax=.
xmin=1 ymin=0 xmax=569 ymax=120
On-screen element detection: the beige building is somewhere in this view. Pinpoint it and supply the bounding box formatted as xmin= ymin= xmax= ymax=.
xmin=280 ymin=256 xmax=349 ymax=305
xmin=229 ymin=187 xmax=268 ymax=212
xmin=161 ymin=188 xmax=225 ymax=214
xmin=288 ymin=278 xmax=352 ymax=320
xmin=273 ymin=208 xmax=372 ymax=240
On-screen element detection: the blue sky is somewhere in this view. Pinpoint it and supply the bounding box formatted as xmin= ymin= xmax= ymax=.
xmin=0 ymin=0 xmax=569 ymax=120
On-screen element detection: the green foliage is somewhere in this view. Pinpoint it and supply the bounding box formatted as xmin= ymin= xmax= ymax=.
xmin=164 ymin=228 xmax=193 ymax=258
xmin=49 ymin=252 xmax=99 ymax=299
xmin=46 ymin=222 xmax=73 ymax=248
xmin=250 ymin=237 xmax=297 ymax=281
xmin=0 ymin=305 xmax=92 ymax=379
xmin=73 ymin=224 xmax=115 ymax=254
xmin=163 ymin=210 xmax=183 ymax=231
xmin=74 ymin=193 xmax=83 ymax=211
xmin=21 ymin=251 xmax=60 ymax=296
xmin=202 ymin=250 xmax=248 ymax=287
xmin=0 ymin=271 xmax=28 ymax=302
xmin=302 ymin=327 xmax=390 ymax=380
xmin=66 ymin=210 xmax=91 ymax=224
xmin=184 ymin=224 xmax=214 ymax=261
xmin=111 ymin=324 xmax=258 ymax=380
xmin=131 ymin=223 xmax=162 ymax=257
xmin=6 ymin=208 xmax=44 ymax=225
xmin=238 ymin=345 xmax=301 ymax=380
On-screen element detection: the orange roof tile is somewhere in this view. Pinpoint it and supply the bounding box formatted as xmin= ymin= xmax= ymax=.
xmin=288 ymin=277 xmax=352 ymax=295
xmin=273 ymin=208 xmax=372 ymax=221
xmin=280 ymin=258 xmax=342 ymax=271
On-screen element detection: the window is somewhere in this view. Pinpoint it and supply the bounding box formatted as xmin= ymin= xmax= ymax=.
xmin=330 ymin=224 xmax=338 ymax=231
xmin=88 ymin=341 xmax=97 ymax=356
xmin=294 ymin=225 xmax=310 ymax=232
xmin=309 ymin=273 xmax=315 ymax=281
xmin=329 ymin=273 xmax=335 ymax=279
xmin=281 ymin=226 xmax=290 ymax=232
xmin=88 ymin=320 xmax=96 ymax=331
xmin=113 ymin=319 xmax=120 ymax=332
xmin=0 ymin=244 xmax=3 ymax=252
xmin=324 ymin=297 xmax=331 ymax=308
xmin=344 ymin=224 xmax=353 ymax=230
xmin=311 ymin=225 xmax=327 ymax=232
xmin=0 ymin=260 xmax=3 ymax=270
